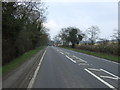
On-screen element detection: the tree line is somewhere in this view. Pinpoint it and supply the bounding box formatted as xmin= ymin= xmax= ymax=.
xmin=54 ymin=26 xmax=119 ymax=46
xmin=54 ymin=26 xmax=100 ymax=47
xmin=2 ymin=2 xmax=49 ymax=65
xmin=54 ymin=26 xmax=119 ymax=56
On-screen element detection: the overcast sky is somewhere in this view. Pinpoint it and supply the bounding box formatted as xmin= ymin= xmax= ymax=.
xmin=43 ymin=1 xmax=118 ymax=40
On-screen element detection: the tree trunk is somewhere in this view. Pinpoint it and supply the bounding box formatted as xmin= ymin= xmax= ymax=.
xmin=71 ymin=43 xmax=75 ymax=48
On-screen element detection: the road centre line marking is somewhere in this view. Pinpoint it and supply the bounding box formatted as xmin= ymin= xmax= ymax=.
xmin=73 ymin=55 xmax=87 ymax=63
xmin=100 ymin=76 xmax=119 ymax=80
xmin=65 ymin=52 xmax=69 ymax=55
xmin=65 ymin=55 xmax=76 ymax=63
xmin=85 ymin=68 xmax=115 ymax=89
xmin=88 ymin=68 xmax=101 ymax=71
xmin=100 ymin=69 xmax=120 ymax=79
xmin=27 ymin=47 xmax=47 ymax=88
xmin=60 ymin=52 xmax=64 ymax=55
xmin=78 ymin=63 xmax=89 ymax=65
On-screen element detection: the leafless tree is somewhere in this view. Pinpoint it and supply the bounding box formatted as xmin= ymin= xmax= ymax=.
xmin=111 ymin=29 xmax=120 ymax=43
xmin=86 ymin=26 xmax=100 ymax=45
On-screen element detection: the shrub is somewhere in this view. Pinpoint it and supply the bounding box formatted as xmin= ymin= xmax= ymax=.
xmin=76 ymin=43 xmax=118 ymax=56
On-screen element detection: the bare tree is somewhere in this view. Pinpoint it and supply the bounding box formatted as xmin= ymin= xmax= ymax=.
xmin=58 ymin=28 xmax=69 ymax=46
xmin=53 ymin=35 xmax=61 ymax=46
xmin=86 ymin=26 xmax=100 ymax=45
xmin=111 ymin=29 xmax=120 ymax=43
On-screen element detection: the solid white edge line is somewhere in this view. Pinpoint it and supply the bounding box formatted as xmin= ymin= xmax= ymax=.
xmin=85 ymin=68 xmax=115 ymax=89
xmin=65 ymin=55 xmax=76 ymax=63
xmin=27 ymin=47 xmax=47 ymax=88
xmin=93 ymin=56 xmax=119 ymax=65
xmin=100 ymin=69 xmax=120 ymax=79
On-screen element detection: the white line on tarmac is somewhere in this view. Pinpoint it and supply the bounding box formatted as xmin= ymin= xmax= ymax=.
xmin=57 ymin=50 xmax=59 ymax=52
xmin=73 ymin=55 xmax=87 ymax=63
xmin=65 ymin=52 xmax=70 ymax=55
xmin=65 ymin=55 xmax=76 ymax=63
xmin=78 ymin=63 xmax=89 ymax=65
xmin=92 ymin=56 xmax=119 ymax=65
xmin=100 ymin=69 xmax=120 ymax=79
xmin=100 ymin=76 xmax=119 ymax=80
xmin=71 ymin=50 xmax=118 ymax=64
xmin=27 ymin=47 xmax=47 ymax=88
xmin=85 ymin=68 xmax=115 ymax=89
xmin=60 ymin=52 xmax=64 ymax=55
xmin=88 ymin=68 xmax=101 ymax=71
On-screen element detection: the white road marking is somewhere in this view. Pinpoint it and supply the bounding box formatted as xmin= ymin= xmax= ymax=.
xmin=65 ymin=55 xmax=76 ymax=63
xmin=88 ymin=68 xmax=101 ymax=71
xmin=59 ymin=50 xmax=63 ymax=52
xmin=78 ymin=63 xmax=89 ymax=65
xmin=100 ymin=69 xmax=120 ymax=79
xmin=100 ymin=76 xmax=119 ymax=80
xmin=27 ymin=47 xmax=47 ymax=88
xmin=73 ymin=55 xmax=87 ymax=63
xmin=70 ymin=49 xmax=119 ymax=65
xmin=85 ymin=68 xmax=115 ymax=89
xmin=60 ymin=52 xmax=64 ymax=55
xmin=57 ymin=50 xmax=59 ymax=52
xmin=65 ymin=52 xmax=70 ymax=55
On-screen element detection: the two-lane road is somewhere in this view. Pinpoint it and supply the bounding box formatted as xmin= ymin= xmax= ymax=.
xmin=29 ymin=46 xmax=119 ymax=89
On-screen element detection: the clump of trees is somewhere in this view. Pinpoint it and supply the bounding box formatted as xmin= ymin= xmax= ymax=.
xmin=55 ymin=27 xmax=84 ymax=48
xmin=2 ymin=2 xmax=49 ymax=65
xmin=54 ymin=25 xmax=119 ymax=56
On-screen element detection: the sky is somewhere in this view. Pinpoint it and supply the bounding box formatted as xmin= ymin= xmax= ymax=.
xmin=43 ymin=0 xmax=118 ymax=40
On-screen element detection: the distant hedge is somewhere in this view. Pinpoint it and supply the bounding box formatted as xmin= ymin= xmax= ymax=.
xmin=75 ymin=43 xmax=118 ymax=56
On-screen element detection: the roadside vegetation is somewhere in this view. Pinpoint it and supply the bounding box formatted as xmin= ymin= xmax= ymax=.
xmin=60 ymin=45 xmax=119 ymax=63
xmin=54 ymin=26 xmax=119 ymax=63
xmin=2 ymin=46 xmax=45 ymax=74
xmin=2 ymin=2 xmax=49 ymax=66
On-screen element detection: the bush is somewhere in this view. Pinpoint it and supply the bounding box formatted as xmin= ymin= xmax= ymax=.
xmin=76 ymin=43 xmax=118 ymax=56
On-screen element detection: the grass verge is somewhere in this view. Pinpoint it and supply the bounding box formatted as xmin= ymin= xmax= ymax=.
xmin=2 ymin=46 xmax=45 ymax=74
xmin=60 ymin=46 xmax=119 ymax=63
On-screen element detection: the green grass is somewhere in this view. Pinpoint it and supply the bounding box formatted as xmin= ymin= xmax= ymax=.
xmin=0 ymin=67 xmax=1 ymax=76
xmin=2 ymin=46 xmax=45 ymax=74
xmin=60 ymin=46 xmax=119 ymax=63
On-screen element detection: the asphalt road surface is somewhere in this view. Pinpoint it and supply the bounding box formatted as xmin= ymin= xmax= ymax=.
xmin=29 ymin=46 xmax=119 ymax=89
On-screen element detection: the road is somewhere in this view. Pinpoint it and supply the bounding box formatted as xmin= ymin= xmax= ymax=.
xmin=29 ymin=46 xmax=119 ymax=89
